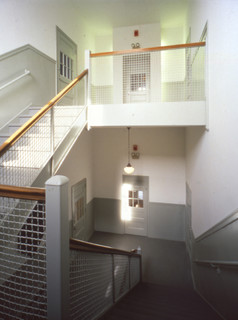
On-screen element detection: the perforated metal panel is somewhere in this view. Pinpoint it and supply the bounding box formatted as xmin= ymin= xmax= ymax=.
xmin=70 ymin=250 xmax=113 ymax=320
xmin=0 ymin=197 xmax=47 ymax=319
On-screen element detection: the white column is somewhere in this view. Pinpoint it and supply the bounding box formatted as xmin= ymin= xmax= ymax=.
xmin=45 ymin=175 xmax=70 ymax=320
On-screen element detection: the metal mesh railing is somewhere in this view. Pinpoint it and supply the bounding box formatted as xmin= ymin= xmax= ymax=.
xmin=90 ymin=44 xmax=205 ymax=105
xmin=0 ymin=196 xmax=47 ymax=319
xmin=0 ymin=105 xmax=85 ymax=187
xmin=0 ymin=71 xmax=87 ymax=188
xmin=114 ymin=254 xmax=129 ymax=301
xmin=130 ymin=256 xmax=141 ymax=288
xmin=70 ymin=251 xmax=113 ymax=320
xmin=69 ymin=248 xmax=141 ymax=320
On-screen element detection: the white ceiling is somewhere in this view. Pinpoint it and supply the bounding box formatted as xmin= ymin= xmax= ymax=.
xmin=72 ymin=0 xmax=188 ymax=35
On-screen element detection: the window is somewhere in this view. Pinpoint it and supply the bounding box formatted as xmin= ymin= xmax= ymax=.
xmin=123 ymin=53 xmax=150 ymax=103
xmin=60 ymin=51 xmax=73 ymax=80
xmin=75 ymin=197 xmax=85 ymax=221
xmin=72 ymin=179 xmax=86 ymax=238
xmin=130 ymin=73 xmax=147 ymax=92
xmin=128 ymin=189 xmax=144 ymax=208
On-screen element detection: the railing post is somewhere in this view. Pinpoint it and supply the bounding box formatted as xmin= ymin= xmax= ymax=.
xmin=112 ymin=254 xmax=116 ymax=303
xmin=45 ymin=175 xmax=70 ymax=320
xmin=85 ymin=49 xmax=91 ymax=130
xmin=50 ymin=107 xmax=55 ymax=175
xmin=128 ymin=256 xmax=131 ymax=289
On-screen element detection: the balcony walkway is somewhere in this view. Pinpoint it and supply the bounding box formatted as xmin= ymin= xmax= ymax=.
xmin=88 ymin=101 xmax=206 ymax=127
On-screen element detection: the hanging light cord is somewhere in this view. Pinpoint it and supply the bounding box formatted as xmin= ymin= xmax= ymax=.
xmin=124 ymin=127 xmax=134 ymax=174
xmin=127 ymin=127 xmax=131 ymax=164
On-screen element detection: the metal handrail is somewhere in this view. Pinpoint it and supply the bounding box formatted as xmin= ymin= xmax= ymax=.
xmin=0 ymin=69 xmax=31 ymax=91
xmin=194 ymin=259 xmax=238 ymax=267
xmin=0 ymin=69 xmax=88 ymax=158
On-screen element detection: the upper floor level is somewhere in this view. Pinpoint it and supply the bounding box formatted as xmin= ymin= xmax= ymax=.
xmin=87 ymin=41 xmax=206 ymax=128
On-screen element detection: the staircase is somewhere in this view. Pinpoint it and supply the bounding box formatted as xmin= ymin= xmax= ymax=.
xmin=0 ymin=104 xmax=41 ymax=145
xmin=100 ymin=283 xmax=223 ymax=320
xmin=0 ymin=69 xmax=91 ymax=319
xmin=0 ymin=103 xmax=86 ymax=187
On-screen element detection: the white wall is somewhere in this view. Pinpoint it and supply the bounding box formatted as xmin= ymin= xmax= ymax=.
xmin=113 ymin=23 xmax=160 ymax=50
xmin=91 ymin=35 xmax=113 ymax=86
xmin=0 ymin=46 xmax=56 ymax=129
xmin=0 ymin=0 xmax=95 ymax=70
xmin=93 ymin=127 xmax=185 ymax=204
xmin=161 ymin=27 xmax=186 ymax=83
xmin=186 ymin=0 xmax=238 ymax=237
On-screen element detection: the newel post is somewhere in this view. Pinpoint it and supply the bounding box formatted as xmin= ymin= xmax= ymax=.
xmin=45 ymin=175 xmax=70 ymax=320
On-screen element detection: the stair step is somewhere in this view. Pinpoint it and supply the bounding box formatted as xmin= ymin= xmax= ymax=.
xmin=0 ymin=103 xmax=86 ymax=188
xmin=0 ymin=132 xmax=10 ymax=145
xmin=8 ymin=123 xmax=22 ymax=134
xmin=18 ymin=114 xmax=34 ymax=124
xmin=27 ymin=106 xmax=42 ymax=115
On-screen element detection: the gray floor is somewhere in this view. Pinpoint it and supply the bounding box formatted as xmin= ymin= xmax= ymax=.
xmin=90 ymin=231 xmax=194 ymax=289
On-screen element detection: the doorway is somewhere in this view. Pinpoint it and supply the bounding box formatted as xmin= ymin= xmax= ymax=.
xmin=56 ymin=27 xmax=77 ymax=105
xmin=122 ymin=175 xmax=149 ymax=236
xmin=123 ymin=54 xmax=150 ymax=103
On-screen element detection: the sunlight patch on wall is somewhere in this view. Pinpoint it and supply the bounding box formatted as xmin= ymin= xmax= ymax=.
xmin=121 ymin=183 xmax=132 ymax=221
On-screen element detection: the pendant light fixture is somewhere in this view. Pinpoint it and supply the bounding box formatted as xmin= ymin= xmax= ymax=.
xmin=124 ymin=127 xmax=134 ymax=174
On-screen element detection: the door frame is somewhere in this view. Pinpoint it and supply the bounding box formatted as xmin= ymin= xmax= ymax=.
xmin=56 ymin=26 xmax=77 ymax=102
xmin=72 ymin=178 xmax=87 ymax=239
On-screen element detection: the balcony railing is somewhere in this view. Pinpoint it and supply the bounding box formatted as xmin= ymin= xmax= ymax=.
xmin=89 ymin=42 xmax=206 ymax=105
xmin=70 ymin=238 xmax=141 ymax=320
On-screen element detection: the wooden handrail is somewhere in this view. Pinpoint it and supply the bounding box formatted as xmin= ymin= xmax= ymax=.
xmin=70 ymin=237 xmax=140 ymax=257
xmin=90 ymin=41 xmax=206 ymax=58
xmin=0 ymin=184 xmax=45 ymax=201
xmin=0 ymin=69 xmax=88 ymax=158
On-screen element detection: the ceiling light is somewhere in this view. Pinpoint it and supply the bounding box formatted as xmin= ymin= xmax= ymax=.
xmin=124 ymin=127 xmax=134 ymax=174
